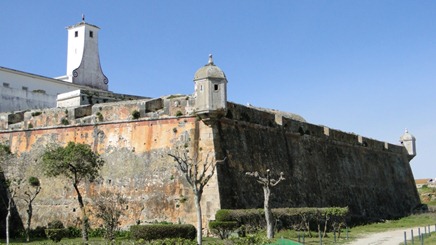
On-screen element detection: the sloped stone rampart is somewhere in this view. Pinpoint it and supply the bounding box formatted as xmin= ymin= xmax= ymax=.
xmin=214 ymin=115 xmax=420 ymax=220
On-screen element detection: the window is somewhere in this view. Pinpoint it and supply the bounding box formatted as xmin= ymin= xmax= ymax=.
xmin=75 ymin=31 xmax=78 ymax=37
xmin=22 ymin=86 xmax=28 ymax=91
xmin=3 ymin=83 xmax=9 ymax=88
xmin=214 ymin=84 xmax=219 ymax=91
xmin=89 ymin=31 xmax=93 ymax=38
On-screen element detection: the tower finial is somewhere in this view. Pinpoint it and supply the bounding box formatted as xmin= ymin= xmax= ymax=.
xmin=82 ymin=14 xmax=85 ymax=22
xmin=208 ymin=54 xmax=214 ymax=65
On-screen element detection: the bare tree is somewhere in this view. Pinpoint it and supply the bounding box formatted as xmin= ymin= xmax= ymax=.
xmin=246 ymin=169 xmax=285 ymax=239
xmin=22 ymin=176 xmax=41 ymax=242
xmin=169 ymin=151 xmax=225 ymax=245
xmin=94 ymin=190 xmax=127 ymax=244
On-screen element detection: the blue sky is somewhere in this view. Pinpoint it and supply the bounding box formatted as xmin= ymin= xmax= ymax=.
xmin=1 ymin=1 xmax=435 ymax=179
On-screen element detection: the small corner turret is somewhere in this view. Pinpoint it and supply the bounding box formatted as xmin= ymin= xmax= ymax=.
xmin=193 ymin=54 xmax=228 ymax=123
xmin=400 ymin=129 xmax=416 ymax=160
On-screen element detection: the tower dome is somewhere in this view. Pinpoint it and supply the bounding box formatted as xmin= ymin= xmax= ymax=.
xmin=400 ymin=129 xmax=416 ymax=141
xmin=194 ymin=55 xmax=226 ymax=80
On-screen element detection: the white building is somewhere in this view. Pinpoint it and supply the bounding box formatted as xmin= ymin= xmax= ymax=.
xmin=0 ymin=66 xmax=98 ymax=113
xmin=0 ymin=17 xmax=116 ymax=113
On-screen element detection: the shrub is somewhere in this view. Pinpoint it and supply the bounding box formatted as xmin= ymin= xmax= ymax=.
xmin=66 ymin=226 xmax=81 ymax=238
xmin=28 ymin=176 xmax=40 ymax=187
xmin=214 ymin=207 xmax=349 ymax=234
xmin=30 ymin=226 xmax=47 ymax=238
xmin=61 ymin=118 xmax=69 ymax=125
xmin=130 ymin=224 xmax=196 ymax=241
xmin=229 ymin=233 xmax=271 ymax=245
xmin=147 ymin=238 xmax=197 ymax=245
xmin=47 ymin=220 xmax=64 ymax=229
xmin=96 ymin=112 xmax=104 ymax=121
xmin=132 ymin=110 xmax=140 ymax=119
xmin=89 ymin=227 xmax=105 ymax=237
xmin=176 ymin=110 xmax=183 ymax=116
xmin=209 ymin=220 xmax=239 ymax=239
xmin=115 ymin=229 xmax=130 ymax=239
xmin=45 ymin=229 xmax=65 ymax=243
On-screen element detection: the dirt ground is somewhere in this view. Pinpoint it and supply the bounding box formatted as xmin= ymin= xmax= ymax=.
xmin=348 ymin=226 xmax=433 ymax=245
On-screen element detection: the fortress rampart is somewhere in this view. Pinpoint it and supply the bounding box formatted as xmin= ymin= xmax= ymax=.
xmin=0 ymin=97 xmax=421 ymax=231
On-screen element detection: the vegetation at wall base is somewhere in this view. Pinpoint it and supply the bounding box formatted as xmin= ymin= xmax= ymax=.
xmin=130 ymin=224 xmax=196 ymax=241
xmin=44 ymin=229 xmax=66 ymax=243
xmin=214 ymin=207 xmax=349 ymax=236
xmin=1 ymin=213 xmax=434 ymax=244
xmin=209 ymin=221 xmax=240 ymax=239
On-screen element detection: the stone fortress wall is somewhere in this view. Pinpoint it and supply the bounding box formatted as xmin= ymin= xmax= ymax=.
xmin=0 ymin=96 xmax=421 ymax=230
xmin=215 ymin=103 xmax=419 ymax=220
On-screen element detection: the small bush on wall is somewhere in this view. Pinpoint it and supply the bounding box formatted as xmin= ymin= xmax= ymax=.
xmin=132 ymin=110 xmax=140 ymax=119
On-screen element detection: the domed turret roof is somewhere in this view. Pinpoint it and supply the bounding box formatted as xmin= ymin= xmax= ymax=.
xmin=400 ymin=129 xmax=416 ymax=141
xmin=194 ymin=55 xmax=226 ymax=80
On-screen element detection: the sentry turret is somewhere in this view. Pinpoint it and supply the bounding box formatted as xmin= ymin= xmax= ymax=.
xmin=193 ymin=54 xmax=228 ymax=123
xmin=400 ymin=129 xmax=416 ymax=160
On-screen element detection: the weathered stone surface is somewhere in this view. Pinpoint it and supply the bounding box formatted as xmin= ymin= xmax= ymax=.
xmin=214 ymin=117 xmax=419 ymax=220
xmin=0 ymin=99 xmax=420 ymax=232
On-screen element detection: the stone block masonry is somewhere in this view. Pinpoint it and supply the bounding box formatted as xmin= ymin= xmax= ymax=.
xmin=0 ymin=99 xmax=420 ymax=231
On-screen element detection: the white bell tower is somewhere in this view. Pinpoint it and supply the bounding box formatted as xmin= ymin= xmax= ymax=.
xmin=59 ymin=16 xmax=108 ymax=90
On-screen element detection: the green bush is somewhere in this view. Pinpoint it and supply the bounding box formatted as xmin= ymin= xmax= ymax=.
xmin=214 ymin=207 xmax=349 ymax=233
xmin=66 ymin=226 xmax=81 ymax=238
xmin=30 ymin=226 xmax=47 ymax=238
xmin=146 ymin=238 xmax=197 ymax=245
xmin=229 ymin=233 xmax=271 ymax=245
xmin=209 ymin=220 xmax=239 ymax=239
xmin=132 ymin=110 xmax=141 ymax=119
xmin=45 ymin=229 xmax=65 ymax=243
xmin=130 ymin=224 xmax=196 ymax=241
xmin=89 ymin=227 xmax=106 ymax=237
xmin=61 ymin=118 xmax=69 ymax=125
xmin=47 ymin=220 xmax=64 ymax=229
xmin=115 ymin=229 xmax=131 ymax=239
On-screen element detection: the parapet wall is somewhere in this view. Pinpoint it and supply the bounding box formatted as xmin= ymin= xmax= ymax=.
xmin=226 ymin=102 xmax=405 ymax=154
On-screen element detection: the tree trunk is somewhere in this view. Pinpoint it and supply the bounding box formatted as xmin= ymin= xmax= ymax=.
xmin=26 ymin=203 xmax=32 ymax=242
xmin=6 ymin=197 xmax=11 ymax=245
xmin=73 ymin=183 xmax=89 ymax=243
xmin=195 ymin=194 xmax=203 ymax=245
xmin=263 ymin=186 xmax=274 ymax=239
